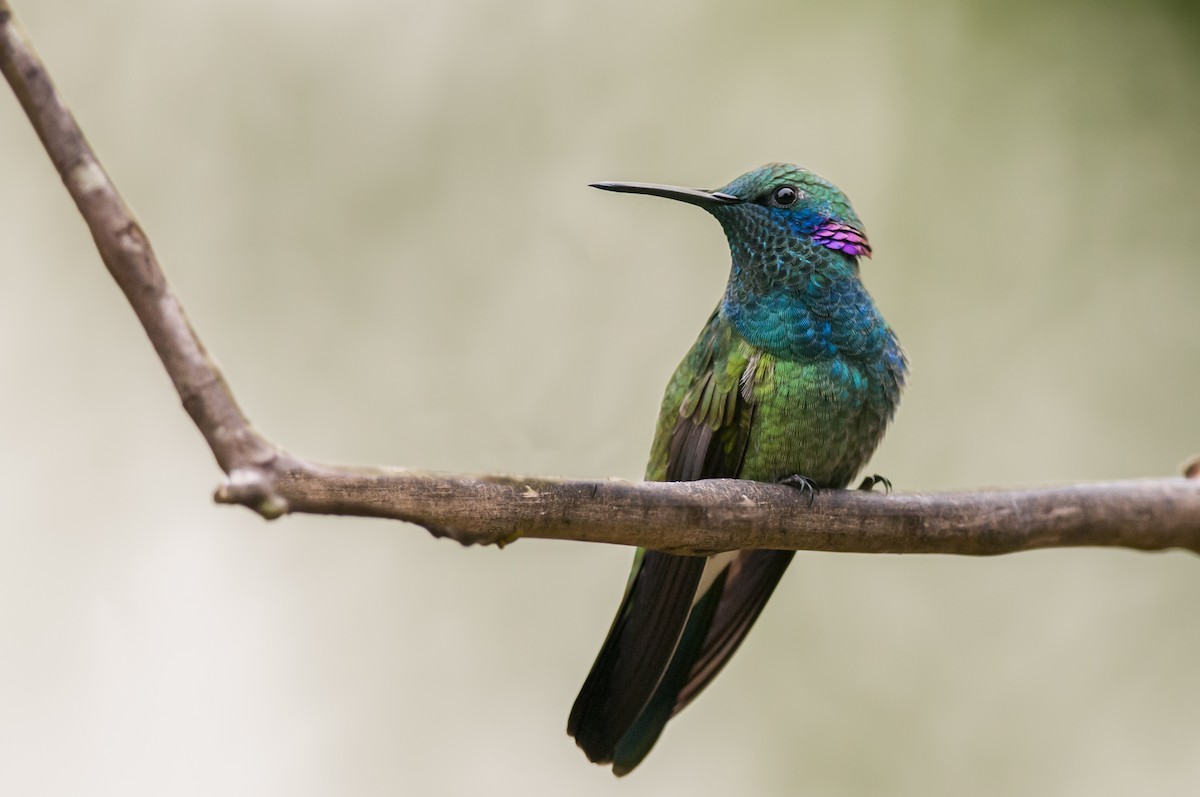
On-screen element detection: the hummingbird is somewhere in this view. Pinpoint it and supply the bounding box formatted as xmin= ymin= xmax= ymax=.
xmin=567 ymin=163 xmax=907 ymax=775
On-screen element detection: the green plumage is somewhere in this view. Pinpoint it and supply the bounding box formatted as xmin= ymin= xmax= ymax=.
xmin=568 ymin=164 xmax=906 ymax=775
xmin=648 ymin=310 xmax=896 ymax=487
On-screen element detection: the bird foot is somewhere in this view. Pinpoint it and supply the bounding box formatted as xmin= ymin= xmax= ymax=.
xmin=857 ymin=474 xmax=892 ymax=494
xmin=779 ymin=474 xmax=819 ymax=506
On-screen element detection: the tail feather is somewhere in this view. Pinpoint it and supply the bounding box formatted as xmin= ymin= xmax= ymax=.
xmin=569 ymin=549 xmax=794 ymax=775
xmin=673 ymin=550 xmax=794 ymax=714
xmin=567 ymin=551 xmax=706 ymax=764
xmin=611 ymin=565 xmax=729 ymax=774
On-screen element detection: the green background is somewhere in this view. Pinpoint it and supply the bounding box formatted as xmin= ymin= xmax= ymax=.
xmin=2 ymin=1 xmax=1199 ymax=794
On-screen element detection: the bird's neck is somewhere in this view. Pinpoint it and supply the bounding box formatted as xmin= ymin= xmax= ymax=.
xmin=717 ymin=228 xmax=880 ymax=363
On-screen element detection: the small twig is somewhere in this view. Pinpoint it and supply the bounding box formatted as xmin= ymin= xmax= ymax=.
xmin=3 ymin=1 xmax=1199 ymax=557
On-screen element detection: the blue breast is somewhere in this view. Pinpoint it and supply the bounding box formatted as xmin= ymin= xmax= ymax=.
xmin=721 ymin=259 xmax=893 ymax=363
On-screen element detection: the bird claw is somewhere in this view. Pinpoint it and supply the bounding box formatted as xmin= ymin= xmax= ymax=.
xmin=857 ymin=474 xmax=892 ymax=494
xmin=779 ymin=474 xmax=819 ymax=506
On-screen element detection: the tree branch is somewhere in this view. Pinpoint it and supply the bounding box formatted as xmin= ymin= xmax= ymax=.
xmin=4 ymin=2 xmax=1199 ymax=556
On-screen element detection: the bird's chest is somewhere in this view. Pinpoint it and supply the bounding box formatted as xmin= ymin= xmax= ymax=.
xmin=721 ymin=274 xmax=882 ymax=364
xmin=740 ymin=354 xmax=892 ymax=487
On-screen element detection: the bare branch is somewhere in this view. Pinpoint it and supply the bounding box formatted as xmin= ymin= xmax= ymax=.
xmin=220 ymin=466 xmax=1200 ymax=556
xmin=4 ymin=3 xmax=1199 ymax=557
xmin=0 ymin=1 xmax=277 ymax=477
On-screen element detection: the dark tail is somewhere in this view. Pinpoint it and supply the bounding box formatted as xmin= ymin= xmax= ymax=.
xmin=568 ymin=549 xmax=794 ymax=775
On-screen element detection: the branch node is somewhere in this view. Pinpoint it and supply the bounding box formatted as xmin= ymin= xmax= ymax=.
xmin=495 ymin=528 xmax=523 ymax=549
xmin=214 ymin=466 xmax=289 ymax=520
xmin=66 ymin=157 xmax=107 ymax=198
xmin=1184 ymin=455 xmax=1200 ymax=480
xmin=424 ymin=521 xmax=521 ymax=549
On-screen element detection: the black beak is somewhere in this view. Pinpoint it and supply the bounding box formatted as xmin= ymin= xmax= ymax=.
xmin=590 ymin=181 xmax=742 ymax=208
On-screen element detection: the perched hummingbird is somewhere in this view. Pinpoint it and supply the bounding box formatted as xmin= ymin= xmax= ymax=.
xmin=567 ymin=164 xmax=906 ymax=775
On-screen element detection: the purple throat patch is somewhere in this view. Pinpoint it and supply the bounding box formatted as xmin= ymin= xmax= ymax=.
xmin=811 ymin=222 xmax=872 ymax=258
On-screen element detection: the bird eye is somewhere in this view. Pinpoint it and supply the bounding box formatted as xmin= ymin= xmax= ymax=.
xmin=771 ymin=185 xmax=799 ymax=207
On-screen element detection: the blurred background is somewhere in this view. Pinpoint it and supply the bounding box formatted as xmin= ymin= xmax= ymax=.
xmin=3 ymin=0 xmax=1199 ymax=794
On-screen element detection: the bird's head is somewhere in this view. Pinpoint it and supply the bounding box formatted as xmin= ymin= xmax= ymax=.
xmin=592 ymin=162 xmax=871 ymax=259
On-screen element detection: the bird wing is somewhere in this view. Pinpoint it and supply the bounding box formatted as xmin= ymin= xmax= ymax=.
xmin=648 ymin=321 xmax=796 ymax=720
xmin=648 ymin=313 xmax=755 ymax=483
xmin=570 ymin=316 xmax=794 ymax=773
xmin=660 ymin=324 xmax=796 ymax=715
xmin=568 ymin=317 xmax=738 ymax=764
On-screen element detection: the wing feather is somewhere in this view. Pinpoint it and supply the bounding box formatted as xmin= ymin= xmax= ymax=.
xmin=570 ymin=316 xmax=797 ymax=773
